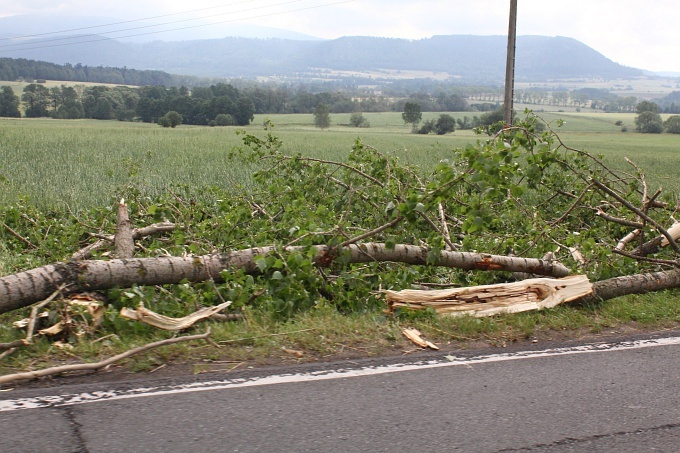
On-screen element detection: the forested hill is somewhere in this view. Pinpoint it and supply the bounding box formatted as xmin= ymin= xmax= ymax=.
xmin=0 ymin=58 xmax=197 ymax=87
xmin=0 ymin=34 xmax=643 ymax=83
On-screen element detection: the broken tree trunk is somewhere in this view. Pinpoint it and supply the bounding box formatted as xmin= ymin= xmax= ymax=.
xmin=0 ymin=243 xmax=570 ymax=314
xmin=386 ymin=275 xmax=593 ymax=317
xmin=114 ymin=199 xmax=134 ymax=259
xmin=72 ymin=222 xmax=176 ymax=261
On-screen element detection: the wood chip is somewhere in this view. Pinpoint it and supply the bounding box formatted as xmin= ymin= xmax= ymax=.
xmin=402 ymin=328 xmax=439 ymax=350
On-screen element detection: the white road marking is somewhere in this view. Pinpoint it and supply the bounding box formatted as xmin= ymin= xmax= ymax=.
xmin=1 ymin=336 xmax=679 ymax=412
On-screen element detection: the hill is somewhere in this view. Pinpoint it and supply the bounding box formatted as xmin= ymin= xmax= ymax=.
xmin=0 ymin=33 xmax=642 ymax=83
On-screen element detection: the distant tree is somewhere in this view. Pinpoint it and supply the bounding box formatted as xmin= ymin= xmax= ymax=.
xmin=21 ymin=83 xmax=50 ymax=117
xmin=636 ymin=100 xmax=659 ymax=114
xmin=664 ymin=115 xmax=680 ymax=134
xmin=92 ymin=98 xmax=113 ymax=120
xmin=635 ymin=101 xmax=663 ymax=133
xmin=434 ymin=114 xmax=456 ymax=135
xmin=314 ymin=103 xmax=331 ymax=129
xmin=456 ymin=116 xmax=474 ymax=130
xmin=53 ymin=86 xmax=84 ymax=119
xmin=402 ymin=102 xmax=422 ymax=132
xmin=478 ymin=108 xmax=506 ymax=135
xmin=0 ymin=86 xmax=21 ymax=118
xmin=349 ymin=112 xmax=370 ymax=128
xmin=158 ymin=111 xmax=182 ymax=128
xmin=233 ymin=97 xmax=255 ymax=126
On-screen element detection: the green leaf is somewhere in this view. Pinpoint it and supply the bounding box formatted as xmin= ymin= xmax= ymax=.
xmin=509 ymin=185 xmax=524 ymax=198
xmin=255 ymin=258 xmax=268 ymax=272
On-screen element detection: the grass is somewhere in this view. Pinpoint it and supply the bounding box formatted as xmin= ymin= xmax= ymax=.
xmin=1 ymin=293 xmax=678 ymax=376
xmin=2 ymin=111 xmax=679 ymax=211
xmin=1 ymin=111 xmax=680 ymax=380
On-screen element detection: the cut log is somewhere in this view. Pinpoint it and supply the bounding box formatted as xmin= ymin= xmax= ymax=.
xmin=386 ymin=275 xmax=593 ymax=317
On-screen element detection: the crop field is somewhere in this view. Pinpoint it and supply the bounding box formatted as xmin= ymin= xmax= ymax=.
xmin=1 ymin=110 xmax=679 ymax=212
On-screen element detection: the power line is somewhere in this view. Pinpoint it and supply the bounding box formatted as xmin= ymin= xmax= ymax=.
xmin=0 ymin=0 xmax=305 ymax=50
xmin=0 ymin=0 xmax=353 ymax=53
xmin=0 ymin=1 xmax=256 ymax=41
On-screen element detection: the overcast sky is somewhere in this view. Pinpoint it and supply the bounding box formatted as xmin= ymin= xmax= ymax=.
xmin=2 ymin=0 xmax=679 ymax=73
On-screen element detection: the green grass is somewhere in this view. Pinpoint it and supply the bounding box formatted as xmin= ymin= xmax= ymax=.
xmin=3 ymin=111 xmax=679 ymax=212
xmin=1 ymin=293 xmax=677 ymax=376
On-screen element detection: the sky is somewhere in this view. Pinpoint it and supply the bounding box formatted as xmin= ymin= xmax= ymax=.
xmin=1 ymin=0 xmax=679 ymax=73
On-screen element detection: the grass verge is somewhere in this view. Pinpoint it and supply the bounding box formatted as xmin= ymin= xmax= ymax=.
xmin=1 ymin=291 xmax=678 ymax=380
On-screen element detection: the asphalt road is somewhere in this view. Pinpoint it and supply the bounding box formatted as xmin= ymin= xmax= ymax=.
xmin=1 ymin=331 xmax=678 ymax=452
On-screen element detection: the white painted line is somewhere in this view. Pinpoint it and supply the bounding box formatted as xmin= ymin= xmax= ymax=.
xmin=1 ymin=336 xmax=679 ymax=412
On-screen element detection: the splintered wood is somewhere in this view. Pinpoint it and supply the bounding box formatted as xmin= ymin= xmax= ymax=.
xmin=120 ymin=300 xmax=232 ymax=331
xmin=386 ymin=275 xmax=592 ymax=317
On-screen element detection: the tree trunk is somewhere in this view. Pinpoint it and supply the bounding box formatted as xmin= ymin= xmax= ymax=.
xmin=584 ymin=268 xmax=680 ymax=304
xmin=114 ymin=199 xmax=134 ymax=259
xmin=386 ymin=275 xmax=593 ymax=317
xmin=0 ymin=243 xmax=569 ymax=314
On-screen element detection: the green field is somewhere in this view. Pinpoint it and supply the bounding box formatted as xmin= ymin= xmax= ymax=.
xmin=1 ymin=111 xmax=679 ymax=212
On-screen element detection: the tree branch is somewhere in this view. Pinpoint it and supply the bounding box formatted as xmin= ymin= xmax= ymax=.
xmin=0 ymin=329 xmax=212 ymax=385
xmin=590 ymin=179 xmax=680 ymax=253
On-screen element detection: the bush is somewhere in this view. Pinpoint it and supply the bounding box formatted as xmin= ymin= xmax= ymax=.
xmin=349 ymin=112 xmax=370 ymax=128
xmin=214 ymin=114 xmax=236 ymax=126
xmin=434 ymin=114 xmax=456 ymax=135
xmin=664 ymin=115 xmax=680 ymax=134
xmin=158 ymin=111 xmax=183 ymax=128
xmin=416 ymin=115 xmax=456 ymax=135
xmin=635 ymin=111 xmax=663 ymax=133
xmin=417 ymin=119 xmax=436 ymax=134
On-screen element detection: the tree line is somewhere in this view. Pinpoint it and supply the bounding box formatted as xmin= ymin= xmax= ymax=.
xmin=4 ymin=74 xmax=680 ymax=133
xmin=0 ymin=81 xmax=474 ymax=125
xmin=0 ymin=83 xmax=259 ymax=126
xmin=0 ymin=58 xmax=194 ymax=87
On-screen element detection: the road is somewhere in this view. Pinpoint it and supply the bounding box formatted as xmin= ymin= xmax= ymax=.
xmin=1 ymin=331 xmax=679 ymax=452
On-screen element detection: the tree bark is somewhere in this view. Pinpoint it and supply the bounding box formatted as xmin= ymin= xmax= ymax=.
xmin=583 ymin=268 xmax=680 ymax=304
xmin=114 ymin=199 xmax=134 ymax=259
xmin=0 ymin=243 xmax=570 ymax=314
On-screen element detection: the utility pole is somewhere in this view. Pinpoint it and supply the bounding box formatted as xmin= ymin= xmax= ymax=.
xmin=503 ymin=0 xmax=518 ymax=127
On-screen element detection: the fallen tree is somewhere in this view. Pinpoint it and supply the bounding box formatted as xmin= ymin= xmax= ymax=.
xmin=0 ymin=243 xmax=571 ymax=314
xmin=0 ymin=115 xmax=679 ymax=322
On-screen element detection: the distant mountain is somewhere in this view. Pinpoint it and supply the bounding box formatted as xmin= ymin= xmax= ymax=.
xmin=0 ymin=24 xmax=643 ymax=83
